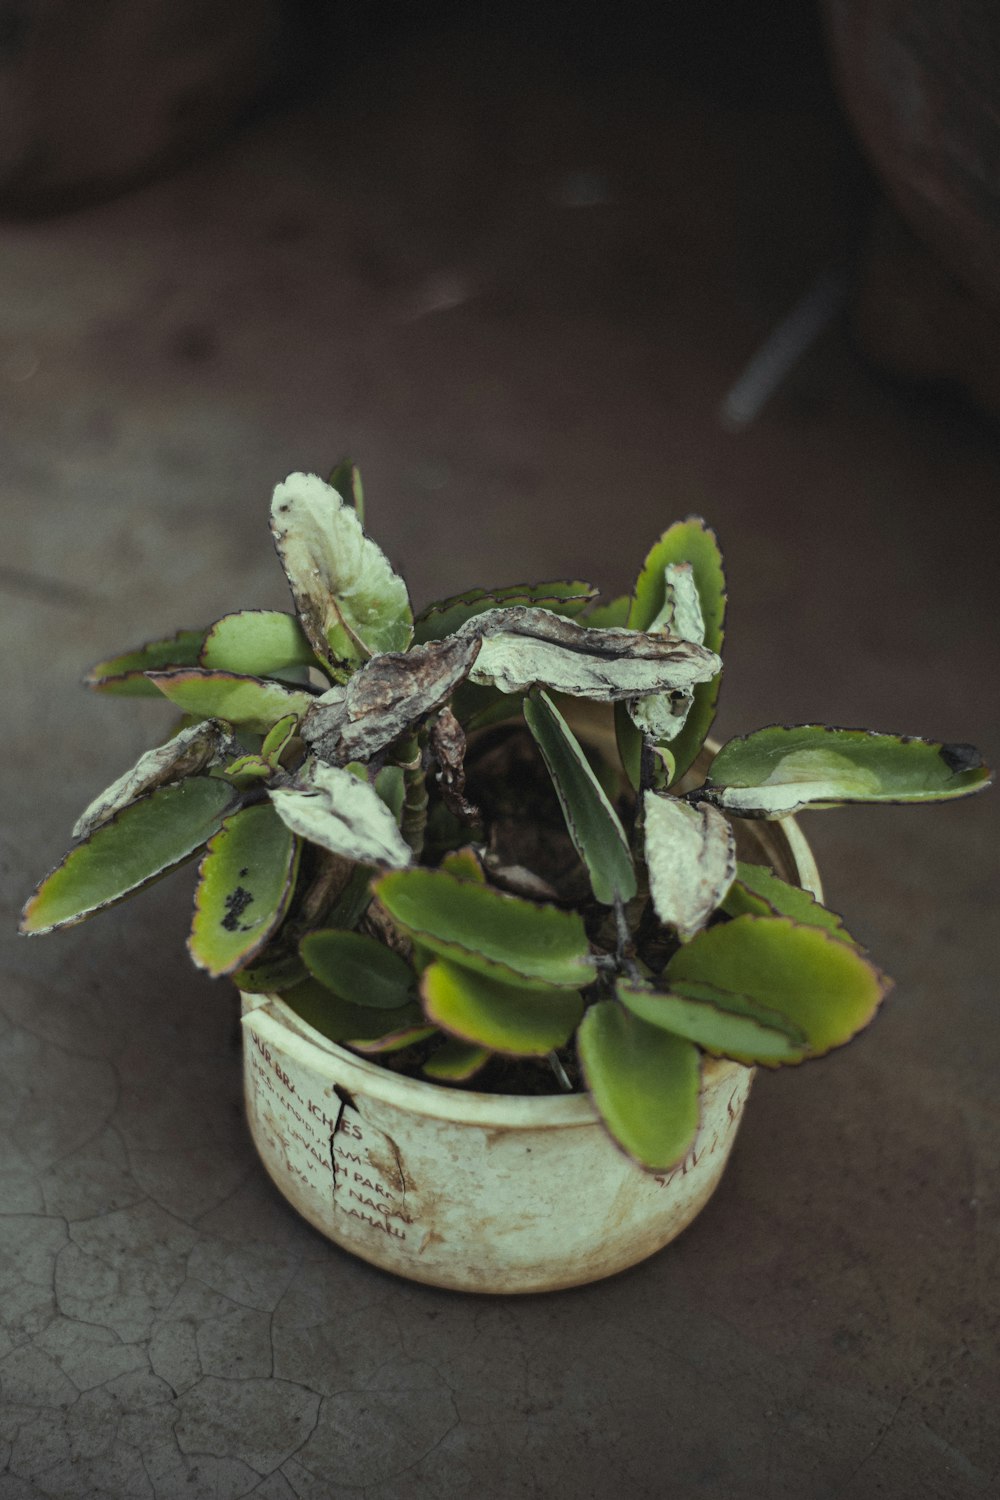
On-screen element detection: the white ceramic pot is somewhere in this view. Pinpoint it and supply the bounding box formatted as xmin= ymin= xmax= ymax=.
xmin=241 ymin=813 xmax=821 ymax=1295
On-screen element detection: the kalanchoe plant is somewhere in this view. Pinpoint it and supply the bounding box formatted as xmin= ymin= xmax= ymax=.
xmin=21 ymin=469 xmax=992 ymax=1171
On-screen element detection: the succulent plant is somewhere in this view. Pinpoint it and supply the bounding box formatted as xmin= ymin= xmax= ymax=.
xmin=21 ymin=468 xmax=992 ymax=1170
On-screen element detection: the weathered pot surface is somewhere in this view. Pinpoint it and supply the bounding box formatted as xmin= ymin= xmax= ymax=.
xmin=241 ymin=813 xmax=821 ymax=1295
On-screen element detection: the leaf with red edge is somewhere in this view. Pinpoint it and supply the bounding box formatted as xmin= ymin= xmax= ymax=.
xmin=21 ymin=778 xmax=235 ymax=935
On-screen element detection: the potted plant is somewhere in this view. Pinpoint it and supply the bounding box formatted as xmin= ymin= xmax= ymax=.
xmin=21 ymin=468 xmax=991 ymax=1293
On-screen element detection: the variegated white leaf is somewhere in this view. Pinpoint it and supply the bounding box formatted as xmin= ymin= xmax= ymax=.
xmin=629 ymin=564 xmax=705 ymax=744
xmin=648 ymin=563 xmax=706 ymax=644
xmin=73 ymin=720 xmax=235 ymax=841
xmin=460 ymin=606 xmax=719 ymax=701
xmin=628 ymin=689 xmax=693 ymax=742
xmin=705 ymin=747 xmax=882 ymax=817
xmin=707 ymin=783 xmax=850 ymax=817
xmin=270 ymin=472 xmax=412 ymax=665
xmin=644 ymin=791 xmax=736 ymax=941
xmin=301 ymin=634 xmax=480 ymax=765
xmin=703 ymin=725 xmax=991 ymax=816
xmin=269 ymin=762 xmax=412 ymax=868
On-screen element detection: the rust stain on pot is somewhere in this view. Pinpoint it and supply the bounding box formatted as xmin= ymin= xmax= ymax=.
xmin=366 ymin=1129 xmax=417 ymax=1195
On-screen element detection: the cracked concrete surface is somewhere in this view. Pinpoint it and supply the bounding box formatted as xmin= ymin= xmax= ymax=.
xmin=3 ymin=4 xmax=999 ymax=1496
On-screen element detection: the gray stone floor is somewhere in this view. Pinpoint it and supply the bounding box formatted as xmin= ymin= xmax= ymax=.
xmin=2 ymin=9 xmax=998 ymax=1498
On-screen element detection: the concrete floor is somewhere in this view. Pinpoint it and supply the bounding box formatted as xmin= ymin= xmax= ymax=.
xmin=2 ymin=6 xmax=998 ymax=1497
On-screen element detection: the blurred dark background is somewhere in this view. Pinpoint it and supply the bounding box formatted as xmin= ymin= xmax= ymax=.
xmin=2 ymin=4 xmax=998 ymax=1497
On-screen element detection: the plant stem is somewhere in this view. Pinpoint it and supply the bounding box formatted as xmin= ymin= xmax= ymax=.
xmin=298 ymin=850 xmax=352 ymax=928
xmin=398 ymin=731 xmax=428 ymax=860
xmin=639 ymin=739 xmax=657 ymax=792
xmin=614 ymin=895 xmax=642 ymax=984
xmin=547 ymin=1051 xmax=574 ymax=1092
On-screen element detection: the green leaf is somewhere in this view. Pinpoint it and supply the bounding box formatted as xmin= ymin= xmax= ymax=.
xmin=374 ymin=868 xmax=592 ymax=990
xmin=200 ymin=611 xmax=318 ymax=677
xmin=234 ymin=948 xmax=309 ymax=994
xmin=350 ymin=1023 xmax=438 ymax=1054
xmin=583 ymin=594 xmax=631 ymax=629
xmin=423 ymin=1039 xmax=492 ymax=1082
xmin=261 ymin=714 xmax=300 ymax=769
xmin=421 ymin=959 xmax=583 ymax=1055
xmin=650 ymin=743 xmax=676 ymax=789
xmin=614 ymin=701 xmax=643 ymax=791
xmin=323 ymin=863 xmax=376 ymax=931
xmin=222 ymin=725 xmax=266 ymax=755
xmin=523 ymin=688 xmax=636 ymax=905
xmin=300 ymin=930 xmax=415 ymax=1009
xmin=722 ymin=861 xmax=859 ymax=948
xmin=270 ymin=471 xmax=412 ymax=665
xmin=85 ymin=628 xmax=207 ymax=697
xmin=576 ymin=1001 xmax=701 ymax=1170
xmin=617 ymin=979 xmax=807 ymax=1063
xmin=189 ymin=803 xmax=300 ymax=977
xmin=329 ymin=458 xmax=365 ymax=526
xmin=666 ymin=915 xmax=890 ymax=1060
xmin=269 ymin=763 xmax=413 ymax=867
xmin=410 ymin=940 xmax=435 ymax=973
xmin=630 ymin=517 xmax=726 ymax=642
xmin=375 ymin=766 xmax=405 ymax=822
xmin=440 ymin=847 xmax=486 ymax=883
xmin=148 ymin=669 xmax=314 ymax=733
xmin=221 ymin=754 xmax=273 ymax=787
xmin=549 ymin=695 xmax=630 ymax=801
xmin=280 ymin=977 xmax=425 ymax=1046
xmin=73 ymin=719 xmax=234 ymax=840
xmin=628 ymin=519 xmax=726 ymax=781
xmin=21 ymin=778 xmax=235 ymax=935
xmin=413 ymin=581 xmax=597 ymax=644
xmin=703 ymin=725 xmax=993 ymax=817
xmin=450 ymin=680 xmax=521 ymax=733
xmin=643 ymin=792 xmax=735 ymax=940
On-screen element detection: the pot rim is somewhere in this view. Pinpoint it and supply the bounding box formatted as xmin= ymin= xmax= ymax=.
xmin=243 ymin=991 xmax=748 ymax=1128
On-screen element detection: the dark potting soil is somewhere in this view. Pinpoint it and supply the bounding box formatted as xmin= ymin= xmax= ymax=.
xmin=371 ymin=1029 xmax=586 ymax=1096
